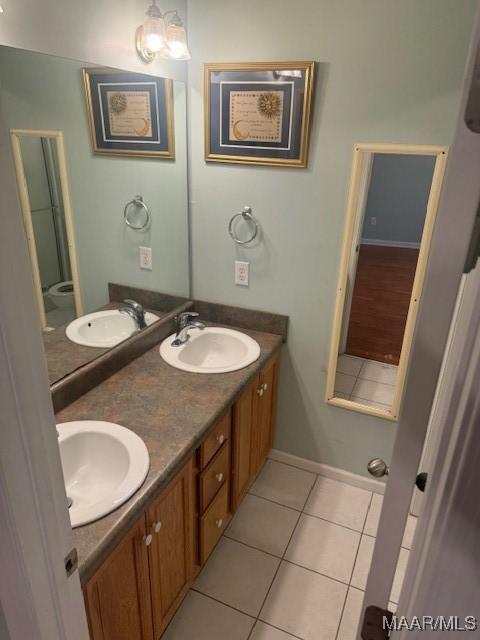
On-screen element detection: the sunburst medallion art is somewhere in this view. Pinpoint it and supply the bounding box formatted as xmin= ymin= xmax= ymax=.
xmin=257 ymin=92 xmax=281 ymax=119
xmin=109 ymin=92 xmax=128 ymax=115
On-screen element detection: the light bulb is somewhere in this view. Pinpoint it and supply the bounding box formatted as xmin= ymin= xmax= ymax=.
xmin=142 ymin=4 xmax=166 ymax=53
xmin=165 ymin=23 xmax=191 ymax=60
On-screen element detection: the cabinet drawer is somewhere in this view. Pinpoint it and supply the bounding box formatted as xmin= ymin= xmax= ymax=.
xmin=199 ymin=441 xmax=230 ymax=513
xmin=200 ymin=411 xmax=231 ymax=469
xmin=200 ymin=482 xmax=229 ymax=564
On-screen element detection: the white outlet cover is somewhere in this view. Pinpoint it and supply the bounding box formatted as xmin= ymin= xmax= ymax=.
xmin=235 ymin=260 xmax=249 ymax=286
xmin=139 ymin=246 xmax=152 ymax=270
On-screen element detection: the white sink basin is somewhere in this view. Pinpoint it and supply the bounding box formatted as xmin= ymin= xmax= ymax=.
xmin=66 ymin=309 xmax=159 ymax=348
xmin=160 ymin=326 xmax=260 ymax=373
xmin=57 ymin=420 xmax=149 ymax=528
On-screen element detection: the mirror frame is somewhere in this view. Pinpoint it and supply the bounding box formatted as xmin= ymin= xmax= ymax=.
xmin=326 ymin=143 xmax=448 ymax=421
xmin=10 ymin=128 xmax=83 ymax=328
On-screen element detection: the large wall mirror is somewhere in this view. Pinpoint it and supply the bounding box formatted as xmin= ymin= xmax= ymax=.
xmin=0 ymin=45 xmax=190 ymax=385
xmin=326 ymin=144 xmax=447 ymax=420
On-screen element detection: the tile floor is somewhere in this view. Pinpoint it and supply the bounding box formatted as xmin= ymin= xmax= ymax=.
xmin=334 ymin=355 xmax=398 ymax=408
xmin=163 ymin=459 xmax=416 ymax=640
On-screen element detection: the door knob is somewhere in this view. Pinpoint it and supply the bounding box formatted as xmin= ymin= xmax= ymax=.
xmin=367 ymin=458 xmax=390 ymax=478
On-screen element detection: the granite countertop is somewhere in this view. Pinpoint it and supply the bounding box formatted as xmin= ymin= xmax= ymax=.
xmin=56 ymin=324 xmax=282 ymax=585
xmin=44 ymin=302 xmax=166 ymax=385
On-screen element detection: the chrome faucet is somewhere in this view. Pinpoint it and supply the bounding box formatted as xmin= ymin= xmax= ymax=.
xmin=172 ymin=311 xmax=205 ymax=346
xmin=119 ymin=299 xmax=147 ymax=330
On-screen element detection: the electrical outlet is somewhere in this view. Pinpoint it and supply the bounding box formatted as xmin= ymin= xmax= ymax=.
xmin=371 ymin=217 xmax=377 ymax=226
xmin=235 ymin=260 xmax=249 ymax=286
xmin=139 ymin=246 xmax=152 ymax=270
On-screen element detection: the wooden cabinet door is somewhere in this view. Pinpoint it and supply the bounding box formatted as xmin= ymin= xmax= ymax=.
xmin=231 ymin=378 xmax=256 ymax=511
xmin=251 ymin=357 xmax=278 ymax=477
xmin=84 ymin=516 xmax=153 ymax=640
xmin=147 ymin=457 xmax=195 ymax=638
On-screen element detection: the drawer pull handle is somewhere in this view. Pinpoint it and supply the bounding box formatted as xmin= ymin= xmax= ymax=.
xmin=217 ymin=434 xmax=225 ymax=445
xmin=143 ymin=534 xmax=153 ymax=547
xmin=152 ymin=521 xmax=162 ymax=534
xmin=215 ymin=472 xmax=224 ymax=483
xmin=215 ymin=518 xmax=223 ymax=529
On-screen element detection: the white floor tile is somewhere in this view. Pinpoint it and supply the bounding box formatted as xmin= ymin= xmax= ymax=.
xmin=337 ymin=587 xmax=364 ymax=640
xmin=352 ymin=379 xmax=395 ymax=405
xmin=194 ymin=537 xmax=279 ymax=617
xmin=390 ymin=547 xmax=409 ymax=604
xmin=162 ymin=591 xmax=254 ymax=640
xmin=334 ymin=372 xmax=357 ymax=396
xmin=359 ymin=360 xmax=398 ymax=385
xmin=250 ymin=459 xmax=316 ymax=510
xmin=225 ymin=494 xmax=299 ymax=557
xmin=364 ymin=494 xmax=417 ymax=549
xmin=363 ymin=493 xmax=383 ymax=537
xmin=337 ymin=355 xmax=364 ymax=376
xmin=351 ymin=535 xmax=375 ymax=590
xmin=250 ymin=621 xmax=297 ymax=640
xmin=304 ymin=476 xmax=372 ymax=531
xmin=260 ymin=561 xmax=347 ymax=640
xmin=350 ymin=396 xmax=391 ymax=410
xmin=285 ymin=514 xmax=360 ymax=583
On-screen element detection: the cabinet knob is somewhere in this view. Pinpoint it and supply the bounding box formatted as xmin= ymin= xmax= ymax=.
xmin=262 ymin=383 xmax=268 ymax=391
xmin=152 ymin=521 xmax=162 ymax=534
xmin=215 ymin=518 xmax=223 ymax=529
xmin=143 ymin=533 xmax=153 ymax=547
xmin=217 ymin=434 xmax=225 ymax=445
xmin=257 ymin=387 xmax=264 ymax=397
xmin=215 ymin=472 xmax=224 ymax=483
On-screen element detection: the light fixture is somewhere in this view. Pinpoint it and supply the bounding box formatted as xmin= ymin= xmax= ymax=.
xmin=136 ymin=3 xmax=191 ymax=63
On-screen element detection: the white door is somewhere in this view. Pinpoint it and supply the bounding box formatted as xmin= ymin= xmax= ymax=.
xmin=359 ymin=8 xmax=480 ymax=637
xmin=0 ymin=97 xmax=89 ymax=637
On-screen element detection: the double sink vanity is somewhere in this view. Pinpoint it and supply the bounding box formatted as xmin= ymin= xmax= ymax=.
xmin=51 ymin=284 xmax=286 ymax=640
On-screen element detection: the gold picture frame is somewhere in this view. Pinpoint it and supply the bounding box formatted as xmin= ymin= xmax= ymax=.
xmin=83 ymin=68 xmax=175 ymax=159
xmin=204 ymin=61 xmax=315 ymax=168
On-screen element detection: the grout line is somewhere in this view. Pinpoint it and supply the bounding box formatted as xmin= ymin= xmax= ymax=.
xmin=252 ymin=621 xmax=304 ymax=640
xmin=263 ymin=456 xmax=317 ymax=480
xmin=246 ymin=476 xmax=320 ymax=640
xmin=222 ymin=529 xmax=363 ymax=590
xmin=335 ymin=491 xmax=374 ymax=640
xmin=189 ymin=588 xmax=257 ymax=621
xmin=248 ymin=490 xmax=302 ymax=513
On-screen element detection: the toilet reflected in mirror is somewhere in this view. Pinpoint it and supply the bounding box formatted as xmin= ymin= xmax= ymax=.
xmin=326 ymin=144 xmax=448 ymax=420
xmin=11 ymin=130 xmax=83 ymax=329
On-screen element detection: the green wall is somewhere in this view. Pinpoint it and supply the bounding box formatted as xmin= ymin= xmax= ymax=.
xmin=0 ymin=46 xmax=189 ymax=312
xmin=187 ymin=0 xmax=476 ymax=475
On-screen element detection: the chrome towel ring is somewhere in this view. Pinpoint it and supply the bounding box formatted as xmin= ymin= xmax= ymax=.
xmin=229 ymin=206 xmax=259 ymax=245
xmin=124 ymin=195 xmax=151 ymax=230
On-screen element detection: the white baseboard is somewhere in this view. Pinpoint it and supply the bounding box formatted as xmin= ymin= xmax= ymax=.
xmin=360 ymin=238 xmax=420 ymax=249
xmin=269 ymin=449 xmax=386 ymax=495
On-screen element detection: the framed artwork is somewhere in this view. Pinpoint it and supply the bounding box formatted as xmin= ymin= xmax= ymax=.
xmin=83 ymin=68 xmax=175 ymax=159
xmin=204 ymin=61 xmax=315 ymax=168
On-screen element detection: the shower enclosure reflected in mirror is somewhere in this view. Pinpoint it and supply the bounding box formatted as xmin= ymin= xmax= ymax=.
xmin=326 ymin=144 xmax=448 ymax=420
xmin=1 ymin=45 xmax=190 ymax=385
xmin=11 ymin=129 xmax=83 ymax=328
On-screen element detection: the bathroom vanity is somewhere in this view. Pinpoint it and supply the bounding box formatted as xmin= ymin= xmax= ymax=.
xmin=55 ymin=305 xmax=284 ymax=640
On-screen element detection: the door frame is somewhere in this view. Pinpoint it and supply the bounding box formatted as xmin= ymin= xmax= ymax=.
xmin=361 ymin=4 xmax=480 ymax=628
xmin=0 ymin=103 xmax=89 ymax=638
xmin=10 ymin=128 xmax=83 ymax=328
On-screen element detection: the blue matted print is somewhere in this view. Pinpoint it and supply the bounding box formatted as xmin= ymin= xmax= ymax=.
xmin=83 ymin=69 xmax=174 ymax=158
xmin=205 ymin=63 xmax=315 ymax=167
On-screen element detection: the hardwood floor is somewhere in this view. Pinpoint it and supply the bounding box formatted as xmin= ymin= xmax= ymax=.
xmin=345 ymin=244 xmax=419 ymax=365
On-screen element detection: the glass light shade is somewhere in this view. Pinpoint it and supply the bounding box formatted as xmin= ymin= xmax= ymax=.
xmin=142 ymin=14 xmax=166 ymax=53
xmin=165 ymin=23 xmax=191 ymax=60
